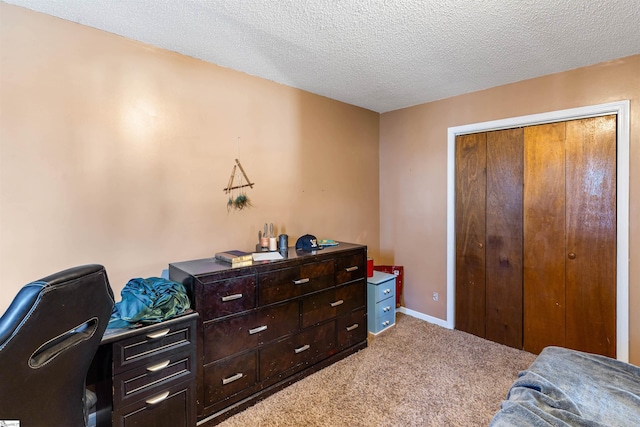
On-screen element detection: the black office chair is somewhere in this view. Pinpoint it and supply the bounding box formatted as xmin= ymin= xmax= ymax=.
xmin=0 ymin=264 xmax=114 ymax=427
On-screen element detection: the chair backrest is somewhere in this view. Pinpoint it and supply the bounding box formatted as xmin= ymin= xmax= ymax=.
xmin=0 ymin=264 xmax=114 ymax=427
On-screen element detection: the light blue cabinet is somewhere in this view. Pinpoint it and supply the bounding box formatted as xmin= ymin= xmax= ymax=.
xmin=367 ymin=271 xmax=396 ymax=334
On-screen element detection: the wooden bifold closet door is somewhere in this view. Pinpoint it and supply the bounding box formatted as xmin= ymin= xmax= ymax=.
xmin=455 ymin=115 xmax=616 ymax=358
xmin=455 ymin=128 xmax=524 ymax=349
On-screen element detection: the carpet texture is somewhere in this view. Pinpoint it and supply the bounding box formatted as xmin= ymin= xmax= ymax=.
xmin=215 ymin=313 xmax=536 ymax=426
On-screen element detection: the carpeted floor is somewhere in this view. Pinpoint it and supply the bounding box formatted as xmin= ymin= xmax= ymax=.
xmin=215 ymin=313 xmax=536 ymax=427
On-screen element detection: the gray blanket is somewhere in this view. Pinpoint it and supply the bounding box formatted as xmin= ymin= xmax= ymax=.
xmin=490 ymin=346 xmax=640 ymax=427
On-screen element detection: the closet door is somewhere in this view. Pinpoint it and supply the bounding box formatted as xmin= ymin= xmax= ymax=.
xmin=456 ymin=117 xmax=616 ymax=355
xmin=485 ymin=129 xmax=523 ymax=349
xmin=523 ymin=123 xmax=567 ymax=354
xmin=455 ymin=129 xmax=523 ymax=347
xmin=455 ymin=133 xmax=486 ymax=338
xmin=524 ymin=116 xmax=617 ymax=357
xmin=565 ymin=115 xmax=616 ymax=357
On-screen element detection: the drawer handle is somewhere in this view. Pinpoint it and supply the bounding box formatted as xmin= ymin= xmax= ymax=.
xmin=222 ymin=293 xmax=243 ymax=302
xmin=146 ymin=328 xmax=170 ymax=340
xmin=222 ymin=372 xmax=244 ymax=385
xmin=382 ymin=320 xmax=390 ymax=327
xmin=383 ymin=306 xmax=391 ymax=312
xmin=249 ymin=325 xmax=268 ymax=335
xmin=293 ymin=278 xmax=310 ymax=285
xmin=330 ymin=300 xmax=344 ymax=307
xmin=294 ymin=344 xmax=310 ymax=354
xmin=146 ymin=359 xmax=170 ymax=372
xmin=383 ymin=288 xmax=391 ymax=294
xmin=345 ymin=266 xmax=358 ymax=272
xmin=346 ymin=323 xmax=359 ymax=332
xmin=145 ymin=391 xmax=170 ymax=405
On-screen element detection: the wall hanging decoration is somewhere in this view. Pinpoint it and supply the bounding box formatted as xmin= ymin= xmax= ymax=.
xmin=224 ymin=158 xmax=254 ymax=211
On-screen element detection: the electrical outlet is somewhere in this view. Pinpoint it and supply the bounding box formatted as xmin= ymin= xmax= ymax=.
xmin=433 ymin=292 xmax=439 ymax=302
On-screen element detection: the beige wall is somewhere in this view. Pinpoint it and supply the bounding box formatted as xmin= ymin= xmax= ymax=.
xmin=0 ymin=4 xmax=380 ymax=310
xmin=2 ymin=3 xmax=638 ymax=363
xmin=380 ymin=54 xmax=640 ymax=363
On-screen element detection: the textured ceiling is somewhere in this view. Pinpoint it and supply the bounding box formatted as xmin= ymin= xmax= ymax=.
xmin=5 ymin=0 xmax=640 ymax=112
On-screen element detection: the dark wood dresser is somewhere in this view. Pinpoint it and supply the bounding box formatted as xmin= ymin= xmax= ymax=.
xmin=169 ymin=242 xmax=367 ymax=424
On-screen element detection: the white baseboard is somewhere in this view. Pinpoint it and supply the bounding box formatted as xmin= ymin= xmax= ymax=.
xmin=397 ymin=306 xmax=450 ymax=329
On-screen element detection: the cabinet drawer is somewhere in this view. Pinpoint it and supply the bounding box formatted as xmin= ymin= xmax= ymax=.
xmin=113 ymin=379 xmax=196 ymax=427
xmin=113 ymin=349 xmax=195 ymax=407
xmin=259 ymin=260 xmax=334 ymax=305
xmin=337 ymin=308 xmax=367 ymax=349
xmin=373 ymin=280 xmax=395 ymax=303
xmin=372 ymin=311 xmax=395 ymax=334
xmin=301 ymin=280 xmax=365 ymax=328
xmin=260 ymin=321 xmax=336 ymax=381
xmin=203 ymin=301 xmax=299 ymax=362
xmin=204 ymin=351 xmax=257 ymax=406
xmin=201 ymin=275 xmax=256 ymax=319
xmin=335 ymin=251 xmax=366 ymax=285
xmin=113 ymin=320 xmax=195 ymax=374
xmin=374 ymin=299 xmax=394 ymax=319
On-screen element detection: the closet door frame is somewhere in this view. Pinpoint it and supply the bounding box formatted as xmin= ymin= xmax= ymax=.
xmin=446 ymin=100 xmax=630 ymax=362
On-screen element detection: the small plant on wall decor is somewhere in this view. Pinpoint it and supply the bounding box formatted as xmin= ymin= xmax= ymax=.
xmin=224 ymin=159 xmax=254 ymax=212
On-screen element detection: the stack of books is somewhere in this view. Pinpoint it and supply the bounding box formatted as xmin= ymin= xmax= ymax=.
xmin=214 ymin=250 xmax=253 ymax=267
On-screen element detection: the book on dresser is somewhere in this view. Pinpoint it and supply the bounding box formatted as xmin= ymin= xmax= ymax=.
xmin=214 ymin=250 xmax=252 ymax=265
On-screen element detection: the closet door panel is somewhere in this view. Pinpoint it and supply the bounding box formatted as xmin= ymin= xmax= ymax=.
xmin=523 ymin=123 xmax=566 ymax=354
xmin=565 ymin=115 xmax=617 ymax=357
xmin=455 ymin=133 xmax=486 ymax=338
xmin=485 ymin=129 xmax=524 ymax=349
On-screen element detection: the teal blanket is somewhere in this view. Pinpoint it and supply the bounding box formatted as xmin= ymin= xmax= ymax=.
xmin=108 ymin=277 xmax=190 ymax=329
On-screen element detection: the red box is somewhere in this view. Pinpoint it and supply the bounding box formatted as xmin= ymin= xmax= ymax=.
xmin=366 ymin=258 xmax=374 ymax=277
xmin=374 ymin=265 xmax=404 ymax=308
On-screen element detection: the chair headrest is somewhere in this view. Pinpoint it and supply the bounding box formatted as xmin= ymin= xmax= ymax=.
xmin=0 ymin=283 xmax=45 ymax=347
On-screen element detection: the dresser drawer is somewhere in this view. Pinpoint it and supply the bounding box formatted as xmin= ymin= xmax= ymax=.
xmin=259 ymin=321 xmax=336 ymax=381
xmin=373 ymin=280 xmax=395 ymax=303
xmin=113 ymin=349 xmax=195 ymax=407
xmin=337 ymin=308 xmax=367 ymax=349
xmin=113 ymin=320 xmax=196 ymax=374
xmin=200 ymin=275 xmax=256 ymax=319
xmin=301 ymin=280 xmax=365 ymax=328
xmin=374 ymin=299 xmax=395 ymax=319
xmin=204 ymin=351 xmax=258 ymax=407
xmin=375 ymin=311 xmax=395 ymax=333
xmin=259 ymin=259 xmax=334 ymax=305
xmin=335 ymin=252 xmax=366 ymax=285
xmin=112 ymin=378 xmax=196 ymax=427
xmin=203 ymin=301 xmax=299 ymax=363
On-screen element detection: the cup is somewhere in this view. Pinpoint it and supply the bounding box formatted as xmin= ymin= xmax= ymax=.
xmin=278 ymin=234 xmax=288 ymax=250
xmin=367 ymin=258 xmax=374 ymax=277
xmin=269 ymin=237 xmax=277 ymax=251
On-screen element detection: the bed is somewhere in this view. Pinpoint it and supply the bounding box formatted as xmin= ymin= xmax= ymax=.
xmin=490 ymin=346 xmax=640 ymax=427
